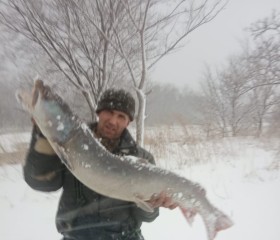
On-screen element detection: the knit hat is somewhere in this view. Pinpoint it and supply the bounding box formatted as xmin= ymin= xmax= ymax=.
xmin=96 ymin=89 xmax=135 ymax=121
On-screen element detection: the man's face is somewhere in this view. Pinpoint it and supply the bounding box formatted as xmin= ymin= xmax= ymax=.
xmin=97 ymin=109 xmax=130 ymax=139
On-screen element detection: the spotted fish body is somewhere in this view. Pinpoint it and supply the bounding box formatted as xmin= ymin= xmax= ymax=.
xmin=16 ymin=80 xmax=233 ymax=240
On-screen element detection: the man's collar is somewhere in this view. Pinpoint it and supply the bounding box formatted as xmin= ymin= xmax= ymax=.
xmin=119 ymin=128 xmax=137 ymax=149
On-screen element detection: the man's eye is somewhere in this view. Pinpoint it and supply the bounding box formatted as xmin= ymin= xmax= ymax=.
xmin=118 ymin=114 xmax=126 ymax=120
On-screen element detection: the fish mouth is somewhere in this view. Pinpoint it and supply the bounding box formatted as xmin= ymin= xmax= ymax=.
xmin=15 ymin=79 xmax=45 ymax=112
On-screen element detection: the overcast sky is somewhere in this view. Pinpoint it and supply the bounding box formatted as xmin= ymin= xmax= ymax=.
xmin=152 ymin=0 xmax=280 ymax=91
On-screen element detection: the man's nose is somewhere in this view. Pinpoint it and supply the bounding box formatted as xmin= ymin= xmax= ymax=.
xmin=108 ymin=115 xmax=118 ymax=125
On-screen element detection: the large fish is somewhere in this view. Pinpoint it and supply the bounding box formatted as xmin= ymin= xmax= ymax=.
xmin=16 ymin=80 xmax=233 ymax=239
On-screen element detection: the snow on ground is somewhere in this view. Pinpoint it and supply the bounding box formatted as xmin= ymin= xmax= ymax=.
xmin=1 ymin=133 xmax=280 ymax=240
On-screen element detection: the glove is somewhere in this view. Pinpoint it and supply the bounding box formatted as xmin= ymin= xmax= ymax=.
xmin=31 ymin=118 xmax=55 ymax=155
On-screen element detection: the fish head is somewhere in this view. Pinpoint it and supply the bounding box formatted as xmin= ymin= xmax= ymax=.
xmin=17 ymin=79 xmax=79 ymax=143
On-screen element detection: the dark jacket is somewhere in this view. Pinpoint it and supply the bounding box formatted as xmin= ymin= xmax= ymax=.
xmin=23 ymin=124 xmax=159 ymax=239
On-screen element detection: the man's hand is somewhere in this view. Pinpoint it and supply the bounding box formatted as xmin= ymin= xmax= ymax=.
xmin=31 ymin=118 xmax=56 ymax=155
xmin=146 ymin=192 xmax=178 ymax=210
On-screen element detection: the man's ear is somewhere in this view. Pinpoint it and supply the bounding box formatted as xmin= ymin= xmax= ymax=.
xmin=125 ymin=120 xmax=130 ymax=127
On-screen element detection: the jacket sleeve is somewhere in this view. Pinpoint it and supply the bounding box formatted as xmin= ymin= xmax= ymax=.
xmin=131 ymin=204 xmax=160 ymax=223
xmin=23 ymin=126 xmax=65 ymax=192
xmin=131 ymin=146 xmax=160 ymax=223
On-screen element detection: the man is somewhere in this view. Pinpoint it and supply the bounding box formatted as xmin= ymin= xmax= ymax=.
xmin=24 ymin=88 xmax=177 ymax=240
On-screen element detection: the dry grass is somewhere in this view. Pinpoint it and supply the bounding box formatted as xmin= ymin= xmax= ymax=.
xmin=0 ymin=151 xmax=27 ymax=166
xmin=144 ymin=125 xmax=209 ymax=168
xmin=0 ymin=142 xmax=28 ymax=166
xmin=143 ymin=124 xmax=253 ymax=169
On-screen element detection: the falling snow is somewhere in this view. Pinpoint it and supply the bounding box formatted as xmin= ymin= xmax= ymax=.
xmin=82 ymin=144 xmax=89 ymax=150
xmin=56 ymin=122 xmax=64 ymax=131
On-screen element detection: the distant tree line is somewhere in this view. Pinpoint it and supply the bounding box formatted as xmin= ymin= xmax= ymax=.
xmin=146 ymin=83 xmax=203 ymax=126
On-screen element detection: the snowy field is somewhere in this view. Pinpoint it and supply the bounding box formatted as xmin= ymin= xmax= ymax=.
xmin=1 ymin=131 xmax=280 ymax=240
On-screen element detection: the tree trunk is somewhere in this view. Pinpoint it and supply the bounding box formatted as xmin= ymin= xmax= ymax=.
xmin=256 ymin=119 xmax=263 ymax=137
xmin=136 ymin=90 xmax=146 ymax=147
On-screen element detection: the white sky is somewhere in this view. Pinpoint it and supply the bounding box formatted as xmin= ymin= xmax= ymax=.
xmin=152 ymin=0 xmax=280 ymax=91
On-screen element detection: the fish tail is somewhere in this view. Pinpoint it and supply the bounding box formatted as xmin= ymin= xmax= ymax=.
xmin=205 ymin=211 xmax=233 ymax=240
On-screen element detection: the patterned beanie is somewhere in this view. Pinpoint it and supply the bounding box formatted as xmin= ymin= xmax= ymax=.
xmin=96 ymin=89 xmax=135 ymax=121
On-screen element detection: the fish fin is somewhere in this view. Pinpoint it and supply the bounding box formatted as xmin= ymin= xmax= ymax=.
xmin=51 ymin=142 xmax=74 ymax=170
xmin=134 ymin=196 xmax=154 ymax=212
xmin=179 ymin=206 xmax=197 ymax=225
xmin=205 ymin=212 xmax=234 ymax=240
xmin=214 ymin=213 xmax=234 ymax=232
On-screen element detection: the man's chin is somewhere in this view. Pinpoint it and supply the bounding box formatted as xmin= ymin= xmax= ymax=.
xmin=103 ymin=131 xmax=117 ymax=139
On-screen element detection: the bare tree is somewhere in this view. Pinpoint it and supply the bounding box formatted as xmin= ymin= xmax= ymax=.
xmin=201 ymin=55 xmax=254 ymax=137
xmin=248 ymin=10 xmax=280 ymax=86
xmin=201 ymin=67 xmax=228 ymax=137
xmin=0 ymin=0 xmax=129 ymax=120
xmin=244 ymin=11 xmax=280 ymax=135
xmin=250 ymin=10 xmax=280 ymax=38
xmin=0 ymin=0 xmax=226 ymax=145
xmin=200 ymin=11 xmax=280 ymax=138
xmin=245 ymin=43 xmax=280 ymax=137
xmin=221 ymin=56 xmax=255 ymax=136
xmin=98 ymin=0 xmax=227 ymax=145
